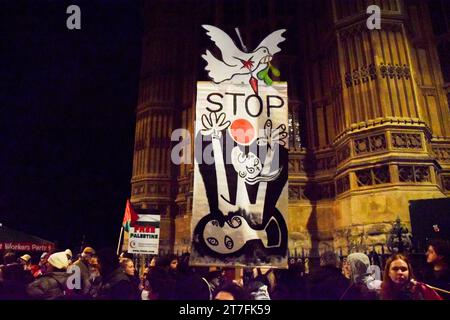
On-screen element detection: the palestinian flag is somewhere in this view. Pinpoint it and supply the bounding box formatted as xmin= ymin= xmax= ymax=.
xmin=122 ymin=199 xmax=138 ymax=232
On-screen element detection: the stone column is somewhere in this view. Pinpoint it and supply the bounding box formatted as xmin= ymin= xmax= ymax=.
xmin=298 ymin=0 xmax=448 ymax=254
xmin=131 ymin=1 xmax=200 ymax=252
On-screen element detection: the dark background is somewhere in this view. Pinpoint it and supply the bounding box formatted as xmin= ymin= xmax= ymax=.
xmin=0 ymin=0 xmax=143 ymax=251
xmin=410 ymin=198 xmax=450 ymax=252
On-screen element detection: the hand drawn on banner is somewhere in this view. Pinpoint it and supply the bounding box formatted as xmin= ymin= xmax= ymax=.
xmin=191 ymin=84 xmax=289 ymax=267
xmin=191 ymin=24 xmax=289 ymax=267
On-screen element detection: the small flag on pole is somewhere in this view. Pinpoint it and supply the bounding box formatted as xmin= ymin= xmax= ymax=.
xmin=122 ymin=199 xmax=138 ymax=232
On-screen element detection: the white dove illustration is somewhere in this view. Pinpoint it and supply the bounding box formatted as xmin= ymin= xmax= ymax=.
xmin=201 ymin=25 xmax=286 ymax=90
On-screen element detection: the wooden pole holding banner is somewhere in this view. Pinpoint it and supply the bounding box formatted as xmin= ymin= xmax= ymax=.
xmin=425 ymin=284 xmax=450 ymax=295
xmin=140 ymin=254 xmax=145 ymax=277
xmin=116 ymin=226 xmax=124 ymax=256
xmin=235 ymin=267 xmax=243 ymax=286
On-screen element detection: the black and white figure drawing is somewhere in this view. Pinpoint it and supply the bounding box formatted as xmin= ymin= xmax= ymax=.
xmin=191 ymin=83 xmax=289 ymax=267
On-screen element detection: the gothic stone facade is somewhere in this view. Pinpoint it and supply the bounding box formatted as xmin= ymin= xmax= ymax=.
xmin=130 ymin=0 xmax=450 ymax=255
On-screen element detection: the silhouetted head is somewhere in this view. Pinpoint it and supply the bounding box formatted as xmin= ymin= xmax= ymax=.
xmin=97 ymin=248 xmax=119 ymax=277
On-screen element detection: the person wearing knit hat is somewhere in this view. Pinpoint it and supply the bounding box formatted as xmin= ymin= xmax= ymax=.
xmin=20 ymin=254 xmax=31 ymax=263
xmin=47 ymin=252 xmax=69 ymax=271
xmin=36 ymin=252 xmax=50 ymax=277
xmin=82 ymin=247 xmax=95 ymax=255
xmin=27 ymin=252 xmax=70 ymax=300
xmin=19 ymin=254 xmax=33 ymax=273
xmin=72 ymin=246 xmax=96 ymax=297
xmin=65 ymin=249 xmax=73 ymax=260
xmin=64 ymin=249 xmax=73 ymax=266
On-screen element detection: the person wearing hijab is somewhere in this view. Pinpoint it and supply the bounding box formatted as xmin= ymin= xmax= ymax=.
xmin=340 ymin=252 xmax=379 ymax=300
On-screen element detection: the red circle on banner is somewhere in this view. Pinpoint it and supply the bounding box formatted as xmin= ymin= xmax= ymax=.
xmin=230 ymin=118 xmax=255 ymax=144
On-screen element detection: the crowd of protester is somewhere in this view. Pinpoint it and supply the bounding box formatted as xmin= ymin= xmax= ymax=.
xmin=0 ymin=239 xmax=449 ymax=300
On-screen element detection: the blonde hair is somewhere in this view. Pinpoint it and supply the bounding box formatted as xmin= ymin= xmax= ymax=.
xmin=121 ymin=258 xmax=134 ymax=269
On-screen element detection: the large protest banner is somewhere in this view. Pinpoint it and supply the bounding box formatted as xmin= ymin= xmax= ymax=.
xmin=190 ymin=25 xmax=289 ymax=267
xmin=190 ymin=82 xmax=289 ymax=267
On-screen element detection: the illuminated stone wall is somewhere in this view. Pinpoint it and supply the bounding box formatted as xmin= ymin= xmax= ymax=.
xmin=131 ymin=0 xmax=450 ymax=255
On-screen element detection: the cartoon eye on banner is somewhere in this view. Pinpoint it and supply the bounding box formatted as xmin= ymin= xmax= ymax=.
xmin=190 ymin=25 xmax=288 ymax=268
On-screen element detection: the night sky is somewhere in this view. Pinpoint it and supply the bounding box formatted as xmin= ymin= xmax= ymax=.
xmin=0 ymin=0 xmax=143 ymax=251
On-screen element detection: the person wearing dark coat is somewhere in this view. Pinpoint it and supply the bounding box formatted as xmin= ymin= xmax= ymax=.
xmin=27 ymin=252 xmax=70 ymax=300
xmin=308 ymin=251 xmax=349 ymax=300
xmin=121 ymin=258 xmax=141 ymax=300
xmin=214 ymin=281 xmax=249 ymax=300
xmin=270 ymin=262 xmax=308 ymax=300
xmin=0 ymin=252 xmax=32 ymax=299
xmin=146 ymin=266 xmax=176 ymax=300
xmin=95 ymin=248 xmax=135 ymax=300
xmin=72 ymin=247 xmax=96 ymax=298
xmin=175 ymin=273 xmax=212 ymax=300
xmin=421 ymin=239 xmax=450 ymax=299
